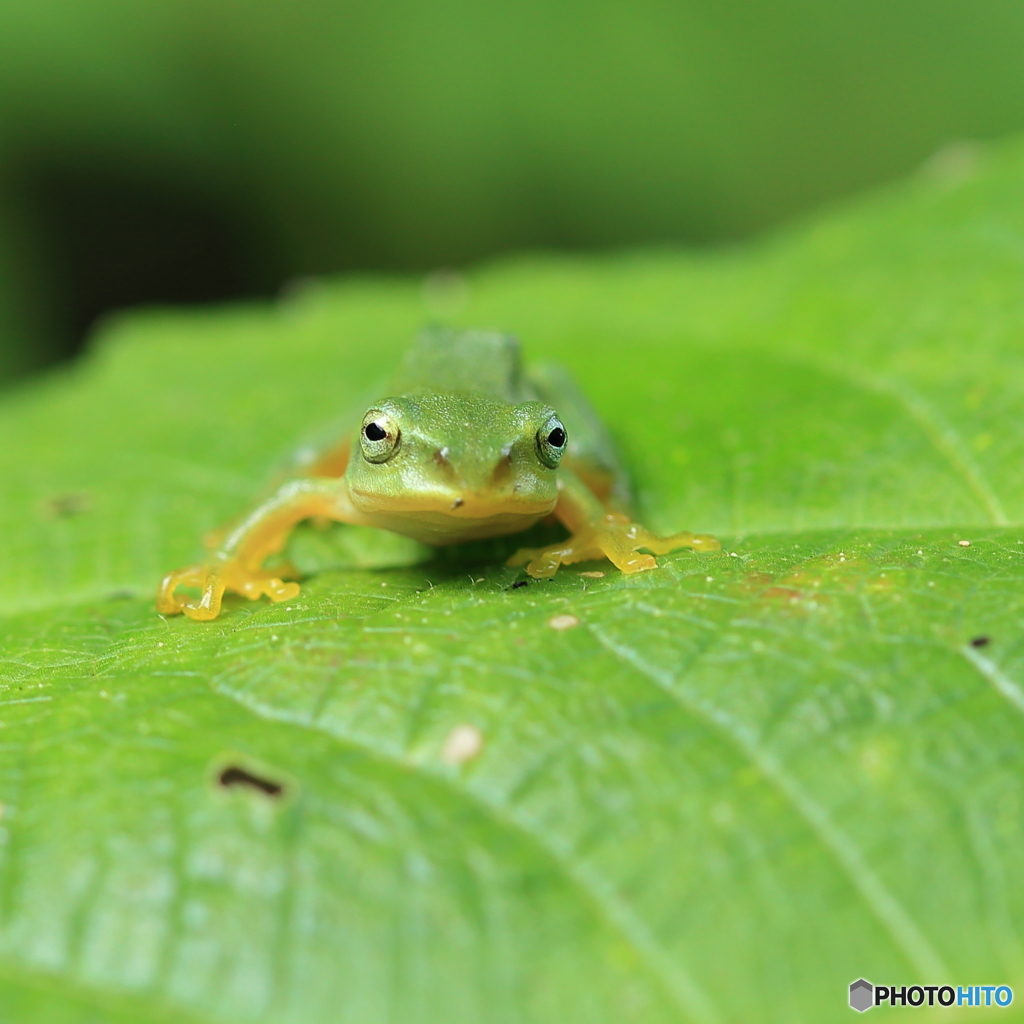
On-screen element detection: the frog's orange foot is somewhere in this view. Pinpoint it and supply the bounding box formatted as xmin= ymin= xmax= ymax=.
xmin=157 ymin=560 xmax=301 ymax=622
xmin=508 ymin=513 xmax=719 ymax=578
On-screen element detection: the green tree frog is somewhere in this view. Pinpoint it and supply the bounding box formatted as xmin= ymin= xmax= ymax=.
xmin=158 ymin=329 xmax=718 ymax=620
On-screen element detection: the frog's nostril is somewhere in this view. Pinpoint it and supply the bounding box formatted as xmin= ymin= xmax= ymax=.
xmin=490 ymin=452 xmax=514 ymax=488
xmin=433 ymin=448 xmax=459 ymax=482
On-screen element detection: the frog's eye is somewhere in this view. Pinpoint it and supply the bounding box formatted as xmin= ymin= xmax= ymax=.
xmin=360 ymin=410 xmax=401 ymax=463
xmin=536 ymin=415 xmax=568 ymax=469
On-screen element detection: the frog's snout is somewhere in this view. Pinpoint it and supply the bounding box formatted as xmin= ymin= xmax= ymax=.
xmin=432 ymin=445 xmax=516 ymax=499
xmin=350 ymin=435 xmax=557 ymax=522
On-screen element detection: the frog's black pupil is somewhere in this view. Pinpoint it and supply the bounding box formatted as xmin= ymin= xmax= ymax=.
xmin=365 ymin=422 xmax=387 ymax=442
xmin=547 ymin=427 xmax=566 ymax=448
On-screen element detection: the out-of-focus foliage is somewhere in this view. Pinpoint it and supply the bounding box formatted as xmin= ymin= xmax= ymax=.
xmin=5 ymin=0 xmax=1024 ymax=375
xmin=4 ymin=137 xmax=1024 ymax=1022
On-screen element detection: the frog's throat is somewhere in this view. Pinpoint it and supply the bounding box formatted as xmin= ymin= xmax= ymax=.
xmin=348 ymin=488 xmax=556 ymax=546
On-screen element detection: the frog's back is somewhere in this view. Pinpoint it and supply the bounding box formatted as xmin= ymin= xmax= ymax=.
xmin=388 ymin=327 xmax=530 ymax=402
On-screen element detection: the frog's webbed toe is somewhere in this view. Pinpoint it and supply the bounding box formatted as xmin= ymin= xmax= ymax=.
xmin=157 ymin=478 xmax=356 ymax=620
xmin=157 ymin=559 xmax=300 ymax=622
xmin=508 ymin=513 xmax=719 ymax=578
xmin=157 ymin=563 xmax=225 ymax=621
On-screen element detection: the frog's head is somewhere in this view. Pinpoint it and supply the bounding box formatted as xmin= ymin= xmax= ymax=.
xmin=344 ymin=393 xmax=566 ymax=544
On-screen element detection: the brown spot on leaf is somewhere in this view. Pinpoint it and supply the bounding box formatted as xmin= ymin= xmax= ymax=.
xmin=44 ymin=492 xmax=91 ymax=518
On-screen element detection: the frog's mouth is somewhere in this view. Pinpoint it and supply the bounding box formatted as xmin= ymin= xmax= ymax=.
xmin=349 ymin=483 xmax=555 ymax=517
xmin=348 ymin=488 xmax=556 ymax=545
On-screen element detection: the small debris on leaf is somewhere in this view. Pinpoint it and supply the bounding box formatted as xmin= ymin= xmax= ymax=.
xmin=958 ymin=540 xmax=971 ymax=547
xmin=511 ymin=580 xmax=530 ymax=589
xmin=548 ymin=613 xmax=580 ymax=631
xmin=441 ymin=723 xmax=484 ymax=765
xmin=578 ymin=571 xmax=605 ymax=578
xmin=970 ymin=636 xmax=991 ymax=648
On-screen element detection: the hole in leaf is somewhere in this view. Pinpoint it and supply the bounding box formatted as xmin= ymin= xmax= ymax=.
xmin=218 ymin=765 xmax=285 ymax=798
xmin=970 ymin=636 xmax=991 ymax=648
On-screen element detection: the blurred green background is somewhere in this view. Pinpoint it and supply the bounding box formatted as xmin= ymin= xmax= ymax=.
xmin=4 ymin=0 xmax=1024 ymax=381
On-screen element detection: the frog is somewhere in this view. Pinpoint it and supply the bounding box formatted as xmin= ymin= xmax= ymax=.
xmin=157 ymin=328 xmax=719 ymax=620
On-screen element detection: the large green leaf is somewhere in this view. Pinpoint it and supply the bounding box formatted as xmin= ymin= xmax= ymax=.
xmin=4 ymin=138 xmax=1024 ymax=1022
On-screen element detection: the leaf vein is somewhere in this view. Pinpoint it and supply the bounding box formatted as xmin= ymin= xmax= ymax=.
xmin=590 ymin=626 xmax=949 ymax=981
xmin=213 ymin=681 xmax=721 ymax=1024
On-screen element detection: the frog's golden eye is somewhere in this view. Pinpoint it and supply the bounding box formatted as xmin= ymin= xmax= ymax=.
xmin=536 ymin=415 xmax=567 ymax=469
xmin=360 ymin=410 xmax=401 ymax=463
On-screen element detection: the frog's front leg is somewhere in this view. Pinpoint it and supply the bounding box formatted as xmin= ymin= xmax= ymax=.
xmin=157 ymin=478 xmax=365 ymax=621
xmin=508 ymin=470 xmax=719 ymax=578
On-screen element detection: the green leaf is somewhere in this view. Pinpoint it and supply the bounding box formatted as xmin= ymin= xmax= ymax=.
xmin=3 ymin=139 xmax=1024 ymax=1022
